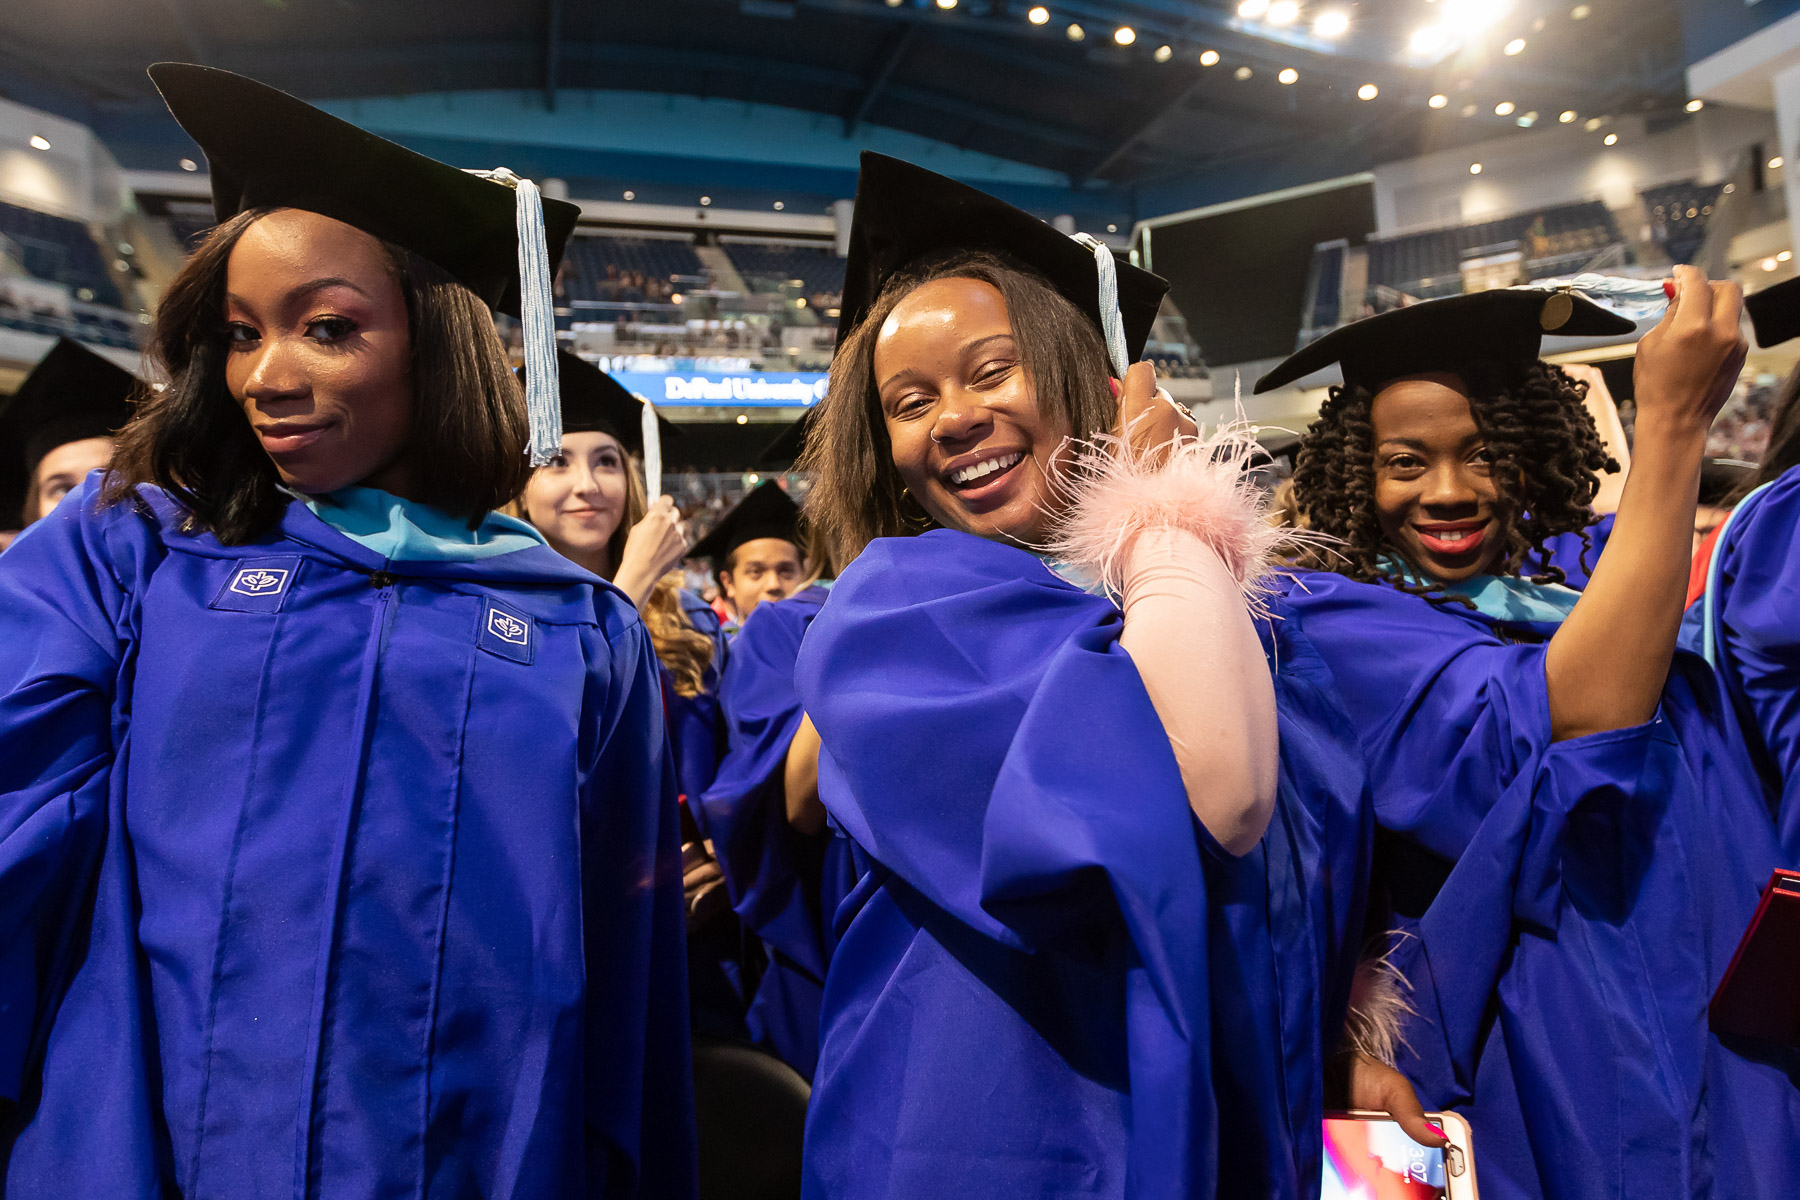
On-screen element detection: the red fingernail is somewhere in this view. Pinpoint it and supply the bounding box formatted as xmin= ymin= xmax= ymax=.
xmin=1109 ymin=377 xmax=1122 ymax=398
xmin=1663 ymin=280 xmax=1677 ymax=299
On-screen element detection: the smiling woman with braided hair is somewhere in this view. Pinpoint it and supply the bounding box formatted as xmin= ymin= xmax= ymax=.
xmin=1262 ymin=274 xmax=1800 ymax=1200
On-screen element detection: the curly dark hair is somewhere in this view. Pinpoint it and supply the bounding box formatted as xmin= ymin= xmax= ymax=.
xmin=1291 ymin=359 xmax=1617 ymax=601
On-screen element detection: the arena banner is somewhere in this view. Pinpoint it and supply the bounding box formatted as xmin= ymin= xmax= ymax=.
xmin=611 ymin=370 xmax=828 ymax=407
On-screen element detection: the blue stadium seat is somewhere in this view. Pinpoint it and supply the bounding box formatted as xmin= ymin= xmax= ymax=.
xmin=0 ymin=199 xmax=125 ymax=309
xmin=1640 ymin=180 xmax=1724 ymax=267
xmin=722 ymin=241 xmax=845 ymax=299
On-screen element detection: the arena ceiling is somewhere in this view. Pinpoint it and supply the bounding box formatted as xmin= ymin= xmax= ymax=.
xmin=1 ymin=0 xmax=1693 ymax=192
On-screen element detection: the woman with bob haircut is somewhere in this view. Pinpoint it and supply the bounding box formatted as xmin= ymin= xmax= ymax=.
xmin=787 ymin=152 xmax=1415 ymax=1200
xmin=1264 ymin=274 xmax=1800 ymax=1200
xmin=0 ymin=65 xmax=695 ymax=1199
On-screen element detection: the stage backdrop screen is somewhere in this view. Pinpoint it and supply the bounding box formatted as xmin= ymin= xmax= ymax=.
xmin=1142 ymin=177 xmax=1376 ymax=369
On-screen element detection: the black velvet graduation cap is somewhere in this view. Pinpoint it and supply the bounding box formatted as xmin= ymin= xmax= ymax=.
xmin=1746 ymin=276 xmax=1800 ymax=349
xmin=0 ymin=338 xmax=138 ymax=526
xmin=838 ymin=152 xmax=1168 ymax=364
xmin=1254 ymin=289 xmax=1637 ymax=393
xmin=517 ymin=350 xmax=676 ymax=458
xmin=147 ymin=63 xmax=581 ymax=318
xmin=688 ymin=480 xmax=801 ymax=565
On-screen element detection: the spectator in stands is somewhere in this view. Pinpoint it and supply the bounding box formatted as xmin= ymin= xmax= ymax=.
xmin=686 ymin=480 xmax=804 ymax=631
xmin=0 ymin=338 xmax=137 ymax=538
xmin=0 ymin=63 xmax=694 ymax=1198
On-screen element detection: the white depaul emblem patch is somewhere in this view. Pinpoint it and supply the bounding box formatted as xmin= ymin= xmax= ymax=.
xmin=230 ymin=567 xmax=289 ymax=597
xmin=487 ymin=608 xmax=530 ymax=646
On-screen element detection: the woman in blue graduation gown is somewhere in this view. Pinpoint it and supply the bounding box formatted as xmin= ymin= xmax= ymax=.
xmin=1684 ymin=276 xmax=1800 ymax=855
xmin=517 ymin=348 xmax=747 ymax=1036
xmin=693 ymin=578 xmax=856 ymax=1078
xmin=784 ymin=152 xmax=1394 ymax=1200
xmin=1261 ymin=276 xmax=1800 ymax=1200
xmin=0 ymin=65 xmax=695 ymax=1199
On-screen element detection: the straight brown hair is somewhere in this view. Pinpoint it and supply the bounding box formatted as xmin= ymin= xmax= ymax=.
xmin=105 ymin=206 xmax=530 ymax=544
xmin=797 ymin=251 xmax=1115 ymax=567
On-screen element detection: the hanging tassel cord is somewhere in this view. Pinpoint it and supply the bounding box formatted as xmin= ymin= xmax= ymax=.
xmin=1074 ymin=232 xmax=1130 ymax=379
xmin=467 ymin=167 xmax=562 ymax=466
xmin=641 ymin=398 xmax=663 ymax=501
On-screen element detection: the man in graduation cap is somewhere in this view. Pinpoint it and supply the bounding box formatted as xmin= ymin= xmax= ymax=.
xmin=687 ymin=479 xmax=805 ymax=631
xmin=0 ymin=337 xmax=137 ymax=547
xmin=0 ymin=63 xmax=696 ymax=1199
xmin=1267 ymin=273 xmax=1800 ymax=1200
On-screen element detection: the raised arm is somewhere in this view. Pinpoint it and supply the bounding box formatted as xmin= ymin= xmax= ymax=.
xmin=1545 ymin=266 xmax=1745 ymax=741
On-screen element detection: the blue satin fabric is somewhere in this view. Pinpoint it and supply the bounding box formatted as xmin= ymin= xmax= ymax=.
xmin=692 ymin=586 xmax=855 ymax=1077
xmin=0 ymin=479 xmax=697 ymax=1199
xmin=791 ymin=530 xmax=1373 ymax=1200
xmin=1280 ymin=568 xmax=1800 ymax=1200
xmin=1530 ymin=512 xmax=1615 ymax=589
xmin=667 ymin=590 xmax=729 ymax=805
xmin=1679 ymin=467 xmax=1800 ymax=856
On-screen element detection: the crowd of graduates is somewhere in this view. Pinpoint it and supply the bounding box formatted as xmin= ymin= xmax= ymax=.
xmin=1 ymin=61 xmax=1799 ymax=1200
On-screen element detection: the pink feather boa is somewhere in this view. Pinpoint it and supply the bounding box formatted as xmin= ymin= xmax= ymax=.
xmin=1042 ymin=427 xmax=1289 ymax=611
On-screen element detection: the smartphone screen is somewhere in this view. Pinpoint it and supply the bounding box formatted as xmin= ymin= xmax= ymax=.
xmin=1323 ymin=1116 xmax=1448 ymax=1199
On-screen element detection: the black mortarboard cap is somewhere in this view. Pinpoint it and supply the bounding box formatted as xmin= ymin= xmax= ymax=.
xmin=147 ymin=63 xmax=581 ymax=318
xmin=1700 ymin=456 xmax=1756 ymax=508
xmin=688 ymin=479 xmax=801 ymax=565
xmin=1254 ymin=288 xmax=1637 ymax=394
xmin=756 ymin=410 xmax=814 ymax=468
xmin=838 ymin=152 xmax=1168 ymax=364
xmin=1746 ymin=276 xmax=1800 ymax=349
xmin=0 ymin=338 xmax=138 ymax=526
xmin=518 ymin=349 xmax=676 ymax=458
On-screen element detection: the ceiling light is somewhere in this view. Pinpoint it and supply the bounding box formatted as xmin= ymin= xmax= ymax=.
xmin=736 ymin=414 xmax=749 ymax=425
xmin=1154 ymin=43 xmax=1173 ymax=61
xmin=1781 ymin=251 xmax=1794 ymax=263
xmin=623 ymin=190 xmax=636 ymax=200
xmin=1237 ymin=0 xmax=1270 ymax=18
xmin=1313 ymin=9 xmax=1350 ymax=37
xmin=1441 ymin=0 xmax=1514 ymax=32
xmin=1066 ymin=21 xmax=1085 ymax=40
xmin=1409 ymin=25 xmax=1448 ymax=55
xmin=1278 ymin=67 xmax=1299 ymax=84
xmin=1584 ymin=116 xmax=1604 ymax=131
xmin=1113 ymin=25 xmax=1136 ymax=44
xmin=1267 ymin=0 xmax=1300 ymax=26
xmin=1428 ymin=93 xmax=1449 ymax=108
xmin=934 ymin=0 xmax=956 ymax=9
xmin=1517 ymin=110 xmax=1538 ymax=126
xmin=1236 ymin=65 xmax=1254 ymax=79
xmin=1200 ymin=49 xmax=1221 ymax=65
xmin=1771 ymin=156 xmax=1785 ymax=169
xmin=699 ymin=195 xmax=712 ymax=206
xmin=1685 ymin=99 xmax=1704 ymax=112
xmin=1559 ymin=109 xmax=1577 ymax=123
xmin=1503 ymin=37 xmax=1526 ymax=54
xmin=1604 ymin=133 xmax=1618 ymax=145
xmin=1462 ymin=103 xmax=1479 ymax=117
xmin=179 ymin=157 xmax=199 ymax=171
xmin=1570 ymin=3 xmax=1591 ymax=16
xmin=1107 ymin=223 xmax=1118 ymax=232
xmin=1762 ymin=258 xmax=1779 ymax=272
xmin=1027 ymin=5 xmax=1050 ymax=23
xmin=773 ymin=201 xmax=785 ymax=210
xmin=28 ymin=135 xmax=50 ymax=151
xmin=1358 ymin=83 xmax=1379 ymax=100
xmin=1494 ymin=100 xmax=1515 ymax=115
xmin=1470 ymin=162 xmax=1483 ymax=174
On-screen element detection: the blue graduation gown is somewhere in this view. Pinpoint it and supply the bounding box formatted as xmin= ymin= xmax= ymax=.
xmin=792 ymin=530 xmax=1373 ymax=1200
xmin=1529 ymin=512 xmax=1614 ymax=589
xmin=1680 ymin=468 xmax=1800 ymax=856
xmin=666 ymin=590 xmax=728 ymax=804
xmin=1280 ymin=569 xmax=1800 ymax=1200
xmin=0 ymin=481 xmax=697 ymax=1199
xmin=691 ymin=586 xmax=855 ymax=1078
